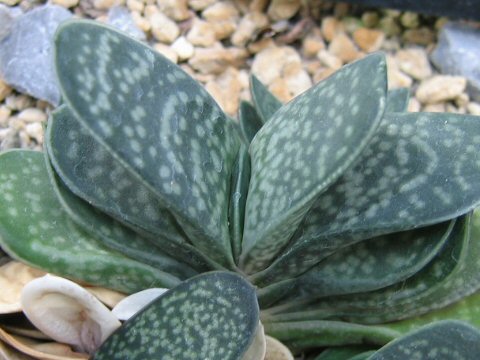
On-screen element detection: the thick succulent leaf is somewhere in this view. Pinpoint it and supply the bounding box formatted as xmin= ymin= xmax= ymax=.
xmin=258 ymin=220 xmax=453 ymax=305
xmin=368 ymin=320 xmax=480 ymax=360
xmin=313 ymin=346 xmax=376 ymax=360
xmin=385 ymin=88 xmax=409 ymax=113
xmin=250 ymin=75 xmax=282 ymax=124
xmin=46 ymin=105 xmax=215 ymax=271
xmin=0 ymin=150 xmax=180 ymax=293
xmin=45 ymin=151 xmax=198 ymax=279
xmin=258 ymin=111 xmax=480 ymax=282
xmin=93 ymin=272 xmax=259 ymax=360
xmin=263 ymin=320 xmax=399 ymax=353
xmin=239 ymin=101 xmax=263 ymax=144
xmin=241 ymin=53 xmax=388 ymax=274
xmin=229 ymin=144 xmax=251 ymax=263
xmin=55 ymin=20 xmax=241 ymax=269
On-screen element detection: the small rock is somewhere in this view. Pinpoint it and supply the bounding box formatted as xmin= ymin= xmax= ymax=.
xmin=157 ymin=0 xmax=189 ymax=21
xmin=379 ymin=16 xmax=401 ymax=37
xmin=189 ymin=46 xmax=248 ymax=74
xmin=353 ymin=27 xmax=384 ymax=52
xmin=386 ymin=55 xmax=412 ymax=88
xmin=301 ymin=28 xmax=325 ymax=58
xmin=51 ymin=0 xmax=79 ymax=9
xmin=361 ymin=11 xmax=379 ymax=28
xmin=231 ymin=11 xmax=269 ymax=47
xmin=202 ymin=1 xmax=239 ymax=40
xmin=153 ymin=43 xmax=178 ymax=63
xmin=0 ymin=0 xmax=19 ymax=6
xmin=5 ymin=94 xmax=34 ymax=110
xmin=205 ymin=67 xmax=242 ymax=115
xmin=251 ymin=46 xmax=302 ymax=85
xmin=416 ymin=75 xmax=467 ymax=104
xmin=0 ymin=78 xmax=12 ymax=102
xmin=107 ymin=6 xmax=145 ymax=40
xmin=395 ymin=48 xmax=432 ymax=80
xmin=24 ymin=122 xmax=43 ymax=143
xmin=342 ymin=16 xmax=362 ymax=34
xmin=407 ymin=97 xmax=420 ymax=112
xmin=0 ymin=105 xmax=10 ymax=126
xmin=130 ymin=11 xmax=150 ymax=32
xmin=321 ymin=16 xmax=345 ymax=42
xmin=284 ymin=68 xmax=312 ymax=98
xmin=446 ymin=104 xmax=466 ymax=114
xmin=247 ymin=38 xmax=275 ymax=54
xmin=454 ymin=93 xmax=469 ymax=108
xmin=149 ymin=12 xmax=179 ymax=43
xmin=431 ymin=22 xmax=480 ymax=102
xmin=93 ymin=0 xmax=123 ymax=10
xmin=467 ymin=102 xmax=480 ymax=116
xmin=249 ymin=0 xmax=268 ymax=11
xmin=267 ymin=0 xmax=300 ymax=21
xmin=313 ymin=67 xmax=336 ymax=83
xmin=400 ymin=11 xmax=419 ymax=28
xmin=17 ymin=108 xmax=46 ymax=122
xmin=188 ymin=0 xmax=215 ymax=11
xmin=328 ymin=32 xmax=360 ymax=63
xmin=317 ymin=49 xmax=342 ymax=69
xmin=0 ymin=5 xmax=72 ymax=105
xmin=402 ymin=27 xmax=435 ymax=45
xmin=126 ymin=0 xmax=143 ymax=13
xmin=268 ymin=78 xmax=290 ymax=102
xmin=423 ymin=103 xmax=446 ymax=113
xmin=186 ymin=18 xmax=217 ymax=47
xmin=171 ymin=36 xmax=194 ymax=61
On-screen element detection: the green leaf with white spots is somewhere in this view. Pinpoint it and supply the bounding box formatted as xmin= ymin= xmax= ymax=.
xmin=258 ymin=220 xmax=454 ymax=305
xmin=257 ymin=111 xmax=480 ymax=282
xmin=250 ymin=74 xmax=282 ymax=124
xmin=46 ymin=105 xmax=215 ymax=271
xmin=55 ymin=20 xmax=242 ymax=269
xmin=229 ymin=144 xmax=251 ymax=263
xmin=313 ymin=346 xmax=376 ymax=360
xmin=241 ymin=53 xmax=388 ymax=274
xmin=93 ymin=272 xmax=260 ymax=360
xmin=0 ymin=150 xmax=180 ymax=293
xmin=45 ymin=150 xmax=198 ymax=280
xmin=385 ymin=88 xmax=409 ymax=113
xmin=368 ymin=321 xmax=480 ymax=360
xmin=263 ymin=320 xmax=399 ymax=353
xmin=239 ymin=101 xmax=263 ymax=144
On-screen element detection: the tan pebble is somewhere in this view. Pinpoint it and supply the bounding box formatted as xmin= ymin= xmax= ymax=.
xmin=321 ymin=16 xmax=345 ymax=42
xmin=265 ymin=336 xmax=294 ymax=360
xmin=143 ymin=4 xmax=158 ymax=18
xmin=188 ymin=0 xmax=215 ymax=11
xmin=353 ymin=27 xmax=384 ymax=52
xmin=186 ymin=18 xmax=217 ymax=47
xmin=35 ymin=100 xmax=52 ymax=111
xmin=317 ymin=49 xmax=342 ymax=69
xmin=149 ymin=12 xmax=179 ymax=43
xmin=157 ymin=0 xmax=190 ymax=21
xmin=381 ymin=38 xmax=401 ymax=52
xmin=455 ymin=93 xmax=469 ymax=108
xmin=423 ymin=103 xmax=446 ymax=113
xmin=202 ymin=1 xmax=238 ymax=40
xmin=395 ymin=48 xmax=432 ymax=80
xmin=342 ymin=16 xmax=362 ymax=34
xmin=313 ymin=67 xmax=337 ymax=83
xmin=383 ymin=9 xmax=401 ymax=18
xmin=17 ymin=108 xmax=47 ymax=123
xmin=51 ymin=0 xmax=79 ymax=8
xmin=240 ymin=88 xmax=251 ymax=102
xmin=361 ymin=11 xmax=379 ymax=28
xmin=232 ymin=11 xmax=269 ymax=47
xmin=305 ymin=60 xmax=322 ymax=75
xmin=5 ymin=94 xmax=34 ymax=111
xmin=334 ymin=2 xmax=350 ymax=17
xmin=267 ymin=0 xmax=300 ymax=21
xmin=131 ymin=11 xmax=151 ymax=32
xmin=269 ymin=78 xmax=291 ymax=102
xmin=446 ymin=104 xmax=466 ymax=114
xmin=302 ymin=29 xmax=325 ymax=58
xmin=154 ymin=43 xmax=179 ymax=63
xmin=402 ymin=27 xmax=435 ymax=45
xmin=284 ymin=69 xmax=312 ymax=97
xmin=25 ymin=122 xmax=43 ymax=143
xmin=435 ymin=17 xmax=449 ymax=31
xmin=467 ymin=102 xmax=480 ymax=116
xmin=0 ymin=78 xmax=12 ymax=102
xmin=407 ymin=97 xmax=420 ymax=112
xmin=251 ymin=46 xmax=302 ymax=85
xmin=93 ymin=0 xmax=123 ymax=10
xmin=171 ymin=36 xmax=195 ymax=61
xmin=0 ymin=106 xmax=11 ymax=126
xmin=416 ymin=76 xmax=467 ymax=104
xmin=238 ymin=69 xmax=249 ymax=89
xmin=126 ymin=0 xmax=143 ymax=13
xmin=249 ymin=0 xmax=269 ymax=12
xmin=386 ymin=55 xmax=412 ymax=88
xmin=400 ymin=11 xmax=419 ymax=28
xmin=328 ymin=32 xmax=360 ymax=63
xmin=379 ymin=16 xmax=401 ymax=36
xmin=247 ymin=38 xmax=275 ymax=54
xmin=205 ymin=67 xmax=241 ymax=115
xmin=188 ymin=46 xmax=248 ymax=74
xmin=0 ymin=0 xmax=20 ymax=5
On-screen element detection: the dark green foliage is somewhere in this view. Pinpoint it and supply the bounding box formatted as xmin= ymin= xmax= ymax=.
xmin=0 ymin=19 xmax=480 ymax=359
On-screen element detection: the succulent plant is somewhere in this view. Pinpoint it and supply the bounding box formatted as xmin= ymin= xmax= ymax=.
xmin=1 ymin=19 xmax=480 ymax=358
